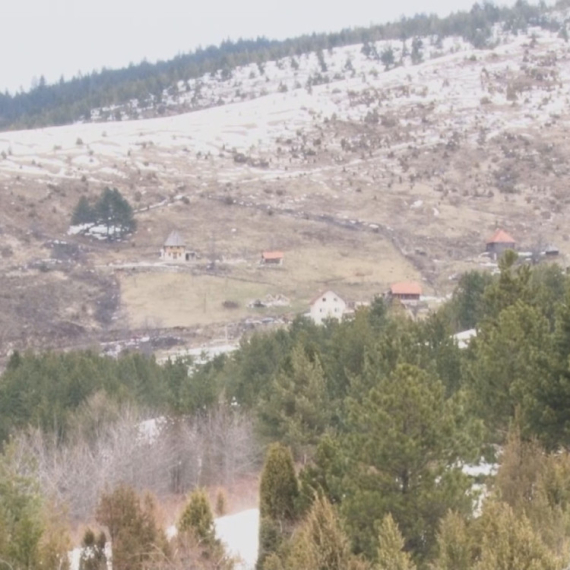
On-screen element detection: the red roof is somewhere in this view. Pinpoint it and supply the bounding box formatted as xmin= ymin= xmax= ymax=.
xmin=487 ymin=229 xmax=515 ymax=245
xmin=261 ymin=251 xmax=284 ymax=260
xmin=390 ymin=282 xmax=422 ymax=296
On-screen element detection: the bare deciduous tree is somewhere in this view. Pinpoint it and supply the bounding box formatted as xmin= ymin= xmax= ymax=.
xmin=11 ymin=397 xmax=259 ymax=522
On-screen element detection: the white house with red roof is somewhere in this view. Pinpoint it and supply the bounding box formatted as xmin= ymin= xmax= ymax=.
xmin=309 ymin=291 xmax=347 ymax=325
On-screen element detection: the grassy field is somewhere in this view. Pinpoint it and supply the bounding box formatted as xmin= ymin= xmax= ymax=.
xmin=119 ymin=228 xmax=421 ymax=328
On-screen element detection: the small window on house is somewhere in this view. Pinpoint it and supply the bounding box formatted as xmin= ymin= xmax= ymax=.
xmin=334 ymin=297 xmax=337 ymax=302
xmin=322 ymin=297 xmax=327 ymax=302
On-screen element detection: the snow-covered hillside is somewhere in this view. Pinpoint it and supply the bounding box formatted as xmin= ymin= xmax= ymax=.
xmin=3 ymin=21 xmax=570 ymax=350
xmin=2 ymin=25 xmax=570 ymax=188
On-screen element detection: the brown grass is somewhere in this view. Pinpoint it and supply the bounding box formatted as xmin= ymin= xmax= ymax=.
xmin=119 ymin=228 xmax=420 ymax=328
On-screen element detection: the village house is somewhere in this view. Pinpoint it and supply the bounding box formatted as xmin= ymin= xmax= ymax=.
xmin=486 ymin=229 xmax=516 ymax=259
xmin=260 ymin=251 xmax=284 ymax=265
xmin=160 ymin=230 xmax=186 ymax=262
xmin=389 ymin=281 xmax=422 ymax=304
xmin=309 ymin=291 xmax=347 ymax=325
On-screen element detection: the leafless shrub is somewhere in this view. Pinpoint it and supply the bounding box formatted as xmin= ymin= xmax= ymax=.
xmin=11 ymin=398 xmax=259 ymax=522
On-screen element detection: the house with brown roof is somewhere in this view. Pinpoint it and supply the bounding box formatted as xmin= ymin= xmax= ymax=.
xmin=309 ymin=291 xmax=347 ymax=325
xmin=486 ymin=229 xmax=516 ymax=258
xmin=260 ymin=251 xmax=284 ymax=265
xmin=389 ymin=281 xmax=422 ymax=303
xmin=161 ymin=230 xmax=187 ymax=262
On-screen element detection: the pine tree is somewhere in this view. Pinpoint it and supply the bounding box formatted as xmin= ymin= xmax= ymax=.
xmin=96 ymin=484 xmax=167 ymax=570
xmin=341 ymin=363 xmax=481 ymax=562
xmin=259 ymin=344 xmax=330 ymax=460
xmin=431 ymin=511 xmax=473 ymax=570
xmin=410 ymin=37 xmax=423 ymax=65
xmin=493 ymin=429 xmax=570 ymax=561
xmin=376 ymin=514 xmax=416 ymax=570
xmin=380 ymin=46 xmax=395 ymax=70
xmin=482 ymin=250 xmax=532 ymax=318
xmin=95 ymin=187 xmax=136 ymax=239
xmin=286 ymin=495 xmax=364 ymax=570
xmin=467 ymin=300 xmax=551 ymax=441
xmin=257 ymin=443 xmax=299 ymax=569
xmin=175 ymin=488 xmax=234 ymax=567
xmin=445 ymin=270 xmax=492 ymax=331
xmin=298 ymin=434 xmax=344 ymax=514
xmin=179 ymin=488 xmax=217 ymax=548
xmin=533 ymin=282 xmax=570 ymax=448
xmin=474 ymin=501 xmax=560 ymax=570
xmin=72 ymin=195 xmax=95 ymax=225
xmin=259 ymin=443 xmax=298 ymax=522
xmin=0 ymin=444 xmax=70 ymax=570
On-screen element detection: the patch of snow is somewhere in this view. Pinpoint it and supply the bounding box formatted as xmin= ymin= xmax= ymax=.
xmin=137 ymin=416 xmax=167 ymax=444
xmin=68 ymin=223 xmax=126 ymax=240
xmin=215 ymin=508 xmax=259 ymax=570
xmin=160 ymin=343 xmax=238 ymax=365
xmin=453 ymin=328 xmax=477 ymax=349
xmin=161 ymin=508 xmax=259 ymax=570
xmin=462 ymin=461 xmax=497 ymax=478
xmin=69 ymin=542 xmax=112 ymax=570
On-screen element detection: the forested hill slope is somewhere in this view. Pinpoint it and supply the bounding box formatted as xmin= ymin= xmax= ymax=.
xmin=0 ymin=0 xmax=564 ymax=130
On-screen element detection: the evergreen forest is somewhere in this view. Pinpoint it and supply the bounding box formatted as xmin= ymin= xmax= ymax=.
xmin=4 ymin=253 xmax=570 ymax=568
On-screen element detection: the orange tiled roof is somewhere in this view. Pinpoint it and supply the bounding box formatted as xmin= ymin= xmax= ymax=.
xmin=487 ymin=229 xmax=515 ymax=245
xmin=261 ymin=251 xmax=284 ymax=260
xmin=390 ymin=281 xmax=423 ymax=296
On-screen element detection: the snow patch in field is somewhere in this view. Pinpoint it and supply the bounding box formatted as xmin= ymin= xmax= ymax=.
xmin=137 ymin=417 xmax=167 ymax=444
xmin=161 ymin=508 xmax=259 ymax=570
xmin=67 ymin=223 xmax=125 ymax=240
xmin=69 ymin=543 xmax=112 ymax=570
xmin=215 ymin=508 xmax=259 ymax=570
xmin=462 ymin=461 xmax=497 ymax=478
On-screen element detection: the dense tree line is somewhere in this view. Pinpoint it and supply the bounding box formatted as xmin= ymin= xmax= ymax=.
xmin=0 ymin=0 xmax=561 ymax=130
xmin=0 ymin=349 xmax=218 ymax=443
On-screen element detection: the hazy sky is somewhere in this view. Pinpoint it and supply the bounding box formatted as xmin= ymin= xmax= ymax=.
xmin=3 ymin=0 xmax=519 ymax=93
